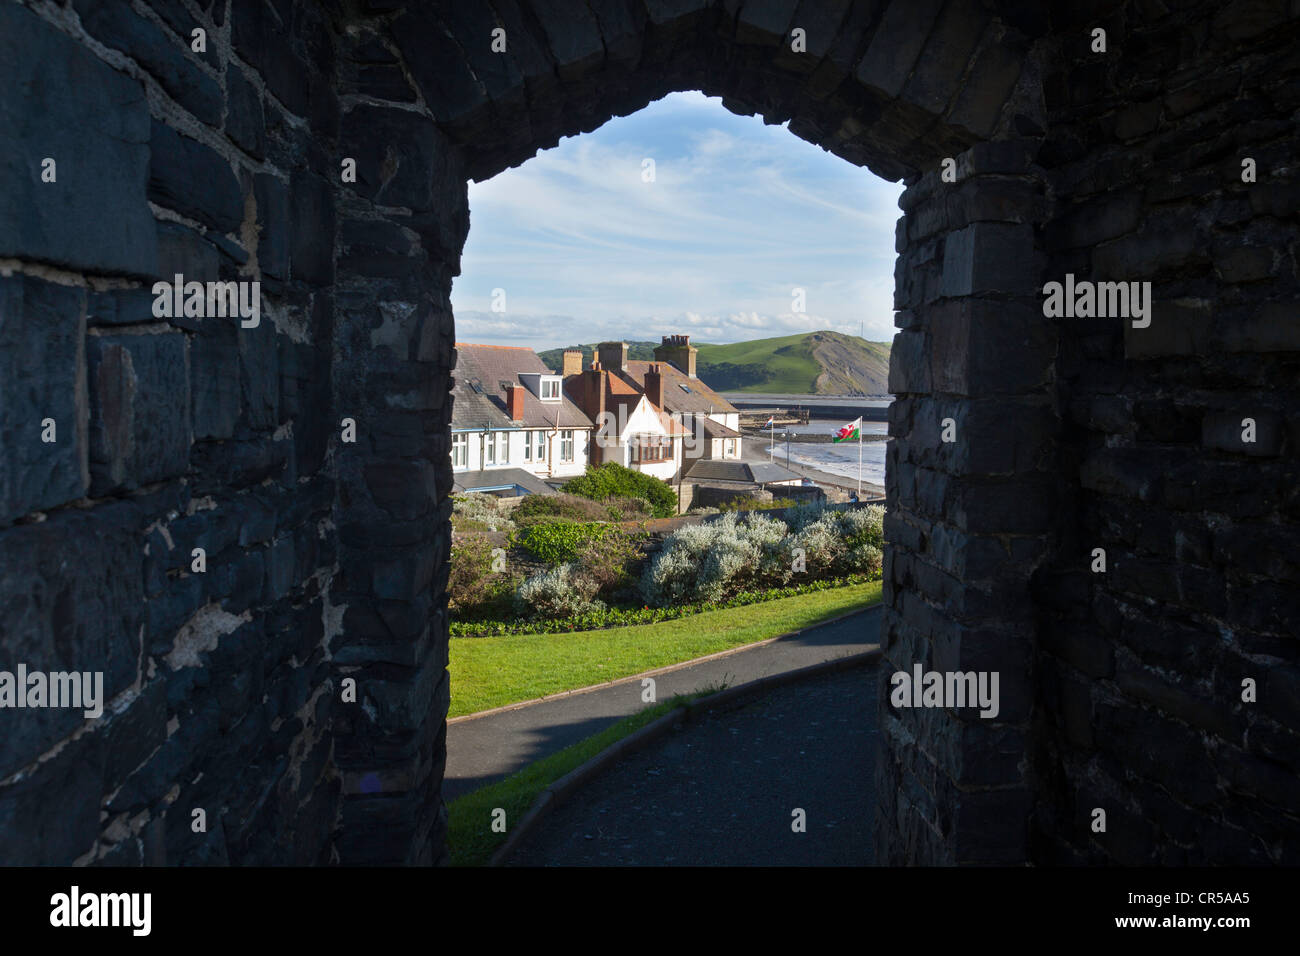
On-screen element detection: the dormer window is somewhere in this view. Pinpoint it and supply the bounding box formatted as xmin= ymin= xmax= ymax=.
xmin=540 ymin=376 xmax=561 ymax=401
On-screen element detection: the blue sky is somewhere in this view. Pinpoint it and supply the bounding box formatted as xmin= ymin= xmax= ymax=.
xmin=450 ymin=90 xmax=905 ymax=352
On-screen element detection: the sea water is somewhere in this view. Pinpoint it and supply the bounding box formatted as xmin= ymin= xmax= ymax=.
xmin=748 ymin=419 xmax=889 ymax=488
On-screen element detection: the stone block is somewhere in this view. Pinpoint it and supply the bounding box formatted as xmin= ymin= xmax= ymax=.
xmin=254 ymin=174 xmax=290 ymax=280
xmin=1046 ymin=190 xmax=1141 ymax=250
xmin=900 ymin=1 xmax=987 ymax=116
xmin=947 ymin=30 xmax=1024 ymax=138
xmin=73 ymin=0 xmax=221 ymax=126
xmin=230 ymin=0 xmax=310 ymax=116
xmin=156 ymin=221 xmax=221 ymax=286
xmin=1215 ymin=301 xmax=1300 ymax=352
xmin=0 ymin=276 xmax=87 ymax=523
xmin=1124 ymin=298 xmax=1212 ymax=357
xmin=1092 ymin=221 xmax=1200 ymax=278
xmin=239 ymin=316 xmax=280 ymax=430
xmin=87 ymin=288 xmax=156 ymax=328
xmin=939 ymin=222 xmax=1037 ymax=297
xmin=0 ymin=4 xmax=157 ymax=276
xmin=856 ymin=0 xmax=945 ymax=99
xmin=1202 ymin=409 xmax=1283 ymax=457
xmin=191 ymin=316 xmax=241 ymax=440
xmin=0 ymin=733 xmax=102 ymax=864
xmin=1214 ymin=245 xmax=1273 ymax=283
xmin=226 ymin=67 xmax=266 ymax=159
xmin=389 ymin=6 xmax=491 ymax=123
xmin=148 ymin=120 xmax=243 ymax=234
xmin=340 ymin=105 xmax=444 ymax=213
xmin=887 ymin=328 xmax=929 ymax=394
xmin=928 ymin=298 xmax=1055 ymax=396
xmin=0 ymin=501 xmax=145 ymax=779
xmin=87 ymin=331 xmax=191 ymax=494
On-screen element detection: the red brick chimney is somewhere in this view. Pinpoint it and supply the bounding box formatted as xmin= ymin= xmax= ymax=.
xmin=581 ymin=364 xmax=609 ymax=462
xmin=506 ymin=383 xmax=525 ymax=421
xmin=645 ymin=363 xmax=664 ymax=408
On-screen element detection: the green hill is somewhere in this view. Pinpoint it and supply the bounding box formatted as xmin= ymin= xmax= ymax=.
xmin=539 ymin=331 xmax=891 ymax=395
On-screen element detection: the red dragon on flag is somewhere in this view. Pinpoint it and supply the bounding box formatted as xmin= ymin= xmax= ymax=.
xmin=832 ymin=417 xmax=862 ymax=443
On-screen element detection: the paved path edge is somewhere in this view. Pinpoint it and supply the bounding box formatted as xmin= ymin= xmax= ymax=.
xmin=487 ymin=644 xmax=881 ymax=867
xmin=451 ymin=603 xmax=882 ymax=725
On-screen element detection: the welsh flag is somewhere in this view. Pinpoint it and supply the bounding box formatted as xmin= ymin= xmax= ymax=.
xmin=832 ymin=417 xmax=862 ymax=442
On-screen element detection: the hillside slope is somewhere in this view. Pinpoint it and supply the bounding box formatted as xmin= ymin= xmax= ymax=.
xmin=697 ymin=331 xmax=890 ymax=395
xmin=539 ymin=331 xmax=891 ymax=395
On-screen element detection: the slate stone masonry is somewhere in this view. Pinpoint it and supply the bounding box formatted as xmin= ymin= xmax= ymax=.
xmin=0 ymin=0 xmax=1295 ymax=866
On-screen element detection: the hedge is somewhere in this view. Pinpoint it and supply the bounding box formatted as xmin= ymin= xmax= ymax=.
xmin=450 ymin=573 xmax=873 ymax=636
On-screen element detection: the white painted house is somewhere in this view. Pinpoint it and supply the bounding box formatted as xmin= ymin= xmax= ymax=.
xmin=561 ymin=337 xmax=741 ymax=481
xmin=450 ymin=344 xmax=594 ymax=495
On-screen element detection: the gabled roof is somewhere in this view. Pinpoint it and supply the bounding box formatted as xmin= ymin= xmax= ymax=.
xmin=697 ymin=417 xmax=742 ymax=439
xmin=452 ymin=343 xmax=595 ymax=430
xmin=614 ymin=360 xmax=739 ymax=416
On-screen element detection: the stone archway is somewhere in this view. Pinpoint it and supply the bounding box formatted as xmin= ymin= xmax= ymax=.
xmin=330 ymin=0 xmax=1054 ymax=864
xmin=5 ymin=0 xmax=1292 ymax=867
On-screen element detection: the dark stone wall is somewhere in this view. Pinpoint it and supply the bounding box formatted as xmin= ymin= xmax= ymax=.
xmin=1032 ymin=0 xmax=1300 ymax=864
xmin=0 ymin=0 xmax=1295 ymax=866
xmin=0 ymin=0 xmax=343 ymax=865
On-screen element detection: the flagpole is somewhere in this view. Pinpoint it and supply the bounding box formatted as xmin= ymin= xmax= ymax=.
xmin=858 ymin=426 xmax=862 ymax=497
xmin=769 ymin=418 xmax=774 ymax=461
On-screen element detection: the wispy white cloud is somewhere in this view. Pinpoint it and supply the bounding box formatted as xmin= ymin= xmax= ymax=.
xmin=451 ymin=91 xmax=904 ymax=349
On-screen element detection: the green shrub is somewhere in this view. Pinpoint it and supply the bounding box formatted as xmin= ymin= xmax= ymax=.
xmin=573 ymin=529 xmax=648 ymax=598
xmin=514 ymin=521 xmax=612 ymax=565
xmin=604 ymin=496 xmax=654 ymax=521
xmin=514 ymin=564 xmax=605 ymax=618
xmin=641 ymin=512 xmax=789 ymax=606
xmin=451 ymin=574 xmax=872 ymax=636
xmin=451 ymin=494 xmax=515 ymax=533
xmin=512 ymin=492 xmax=612 ymax=528
xmin=449 ymin=537 xmax=518 ymax=616
xmin=563 ymin=463 xmax=677 ymax=518
xmin=717 ymin=496 xmax=800 ymax=512
xmin=640 ymin=504 xmax=887 ymax=606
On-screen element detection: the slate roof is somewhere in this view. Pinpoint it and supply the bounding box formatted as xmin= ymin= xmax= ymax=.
xmin=697 ymin=417 xmax=742 ymax=439
xmin=612 ymin=360 xmax=739 ymax=417
xmin=453 ymin=344 xmax=595 ymax=430
xmin=685 ymin=459 xmax=803 ymax=484
xmin=453 ymin=467 xmax=557 ymax=495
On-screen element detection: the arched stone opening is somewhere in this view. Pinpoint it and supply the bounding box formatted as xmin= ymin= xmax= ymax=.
xmin=4 ymin=0 xmax=1294 ymax=867
xmin=330 ymin=0 xmax=1053 ymax=864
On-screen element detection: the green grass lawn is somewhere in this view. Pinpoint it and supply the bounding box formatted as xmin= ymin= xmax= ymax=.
xmin=448 ymin=579 xmax=881 ymax=718
xmin=447 ymin=689 xmax=719 ymax=867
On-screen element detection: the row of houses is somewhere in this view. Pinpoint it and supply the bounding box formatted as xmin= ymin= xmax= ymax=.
xmin=450 ymin=334 xmax=801 ymax=499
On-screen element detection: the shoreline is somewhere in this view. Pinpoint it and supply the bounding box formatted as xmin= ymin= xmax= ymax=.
xmin=740 ymin=439 xmax=886 ymax=498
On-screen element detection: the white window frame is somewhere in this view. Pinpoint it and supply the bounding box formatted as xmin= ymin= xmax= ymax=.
xmin=560 ymin=430 xmax=574 ymax=462
xmin=452 ymin=433 xmax=468 ymax=469
xmin=540 ymin=378 xmax=561 ymax=401
xmin=485 ymin=431 xmax=508 ymax=466
xmin=534 ymin=430 xmax=547 ymax=462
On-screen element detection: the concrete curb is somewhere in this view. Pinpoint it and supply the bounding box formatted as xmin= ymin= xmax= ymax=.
xmin=450 ymin=603 xmax=881 ymax=725
xmin=486 ymin=643 xmax=881 ymax=867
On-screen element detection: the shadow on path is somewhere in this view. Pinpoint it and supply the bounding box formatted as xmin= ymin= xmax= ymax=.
xmin=504 ymin=663 xmax=879 ymax=865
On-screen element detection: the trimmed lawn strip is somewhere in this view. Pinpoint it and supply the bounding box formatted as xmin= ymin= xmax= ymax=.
xmin=449 ymin=580 xmax=881 ymax=718
xmin=447 ymin=690 xmax=716 ymax=867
